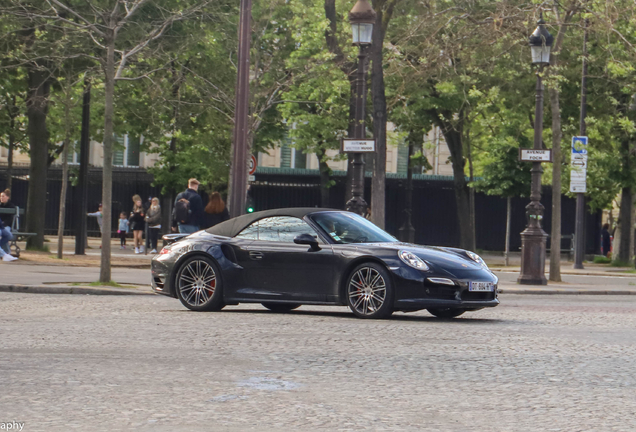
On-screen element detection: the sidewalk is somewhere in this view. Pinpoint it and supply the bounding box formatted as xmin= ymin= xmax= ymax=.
xmin=0 ymin=261 xmax=152 ymax=295
xmin=1 ymin=240 xmax=635 ymax=296
xmin=2 ymin=261 xmax=636 ymax=296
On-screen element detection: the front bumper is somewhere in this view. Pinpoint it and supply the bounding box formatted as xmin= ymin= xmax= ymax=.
xmin=151 ymin=259 xmax=176 ymax=298
xmin=390 ymin=266 xmax=499 ymax=311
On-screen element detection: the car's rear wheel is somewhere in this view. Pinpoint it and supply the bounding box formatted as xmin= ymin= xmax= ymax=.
xmin=261 ymin=303 xmax=301 ymax=312
xmin=427 ymin=308 xmax=465 ymax=318
xmin=175 ymin=256 xmax=225 ymax=312
xmin=346 ymin=262 xmax=393 ymax=319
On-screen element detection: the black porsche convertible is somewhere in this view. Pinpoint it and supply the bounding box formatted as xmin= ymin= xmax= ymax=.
xmin=151 ymin=208 xmax=499 ymax=319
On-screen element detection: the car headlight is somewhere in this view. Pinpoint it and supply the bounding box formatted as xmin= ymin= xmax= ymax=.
xmin=398 ymin=250 xmax=429 ymax=271
xmin=467 ymin=251 xmax=487 ymax=267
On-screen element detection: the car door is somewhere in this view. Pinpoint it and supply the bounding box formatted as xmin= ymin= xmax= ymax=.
xmin=235 ymin=216 xmax=336 ymax=302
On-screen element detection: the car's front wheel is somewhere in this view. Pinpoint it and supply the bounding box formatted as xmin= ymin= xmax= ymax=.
xmin=427 ymin=308 xmax=465 ymax=319
xmin=175 ymin=256 xmax=225 ymax=312
xmin=346 ymin=262 xmax=393 ymax=319
xmin=261 ymin=303 xmax=301 ymax=312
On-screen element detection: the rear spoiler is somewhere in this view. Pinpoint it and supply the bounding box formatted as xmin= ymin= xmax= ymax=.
xmin=162 ymin=233 xmax=189 ymax=245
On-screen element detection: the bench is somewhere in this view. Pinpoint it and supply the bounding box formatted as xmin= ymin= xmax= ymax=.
xmin=546 ymin=234 xmax=575 ymax=261
xmin=0 ymin=207 xmax=37 ymax=257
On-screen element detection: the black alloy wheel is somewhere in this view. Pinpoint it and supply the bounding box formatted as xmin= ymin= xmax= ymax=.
xmin=346 ymin=262 xmax=394 ymax=319
xmin=261 ymin=303 xmax=301 ymax=312
xmin=427 ymin=308 xmax=465 ymax=319
xmin=175 ymin=256 xmax=225 ymax=312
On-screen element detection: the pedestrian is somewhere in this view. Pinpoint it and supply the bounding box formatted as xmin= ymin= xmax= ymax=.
xmin=118 ymin=212 xmax=130 ymax=249
xmin=87 ymin=204 xmax=103 ymax=248
xmin=173 ymin=178 xmax=203 ymax=234
xmin=601 ymin=223 xmax=612 ymax=258
xmin=130 ymin=194 xmax=145 ymax=254
xmin=0 ymin=189 xmax=16 ymax=255
xmin=0 ymin=217 xmax=17 ymax=262
xmin=145 ymin=197 xmax=162 ymax=253
xmin=202 ymin=192 xmax=230 ymax=229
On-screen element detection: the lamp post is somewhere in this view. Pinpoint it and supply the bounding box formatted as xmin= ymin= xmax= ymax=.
xmin=345 ymin=0 xmax=375 ymax=216
xmin=518 ymin=18 xmax=553 ymax=285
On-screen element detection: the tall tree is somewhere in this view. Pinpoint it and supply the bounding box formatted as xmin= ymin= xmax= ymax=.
xmin=546 ymin=0 xmax=581 ymax=282
xmin=369 ymin=0 xmax=399 ymax=229
xmin=12 ymin=0 xmax=218 ymax=280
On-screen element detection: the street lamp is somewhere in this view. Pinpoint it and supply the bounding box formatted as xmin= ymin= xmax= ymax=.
xmin=345 ymin=0 xmax=376 ymax=216
xmin=518 ymin=18 xmax=553 ymax=285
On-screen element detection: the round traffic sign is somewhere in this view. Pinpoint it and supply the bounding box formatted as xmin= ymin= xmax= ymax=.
xmin=248 ymin=155 xmax=257 ymax=175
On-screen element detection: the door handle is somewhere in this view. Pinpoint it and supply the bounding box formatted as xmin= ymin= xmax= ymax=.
xmin=249 ymin=251 xmax=264 ymax=260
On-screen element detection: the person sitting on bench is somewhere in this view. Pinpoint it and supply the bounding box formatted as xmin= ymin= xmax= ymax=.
xmin=0 ymin=218 xmax=17 ymax=262
xmin=0 ymin=189 xmax=16 ymax=255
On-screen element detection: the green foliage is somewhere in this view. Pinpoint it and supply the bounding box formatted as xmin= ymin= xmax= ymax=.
xmin=277 ymin=0 xmax=351 ymax=172
xmin=3 ymin=0 xmax=636 ymax=219
xmin=593 ymin=255 xmax=611 ymax=264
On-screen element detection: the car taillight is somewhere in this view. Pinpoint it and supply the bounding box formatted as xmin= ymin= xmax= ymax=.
xmin=159 ymin=248 xmax=171 ymax=254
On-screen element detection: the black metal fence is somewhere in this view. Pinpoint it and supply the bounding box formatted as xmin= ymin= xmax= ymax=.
xmin=251 ymin=169 xmax=602 ymax=254
xmin=2 ymin=165 xmax=162 ymax=236
xmin=0 ymin=165 xmax=601 ymax=253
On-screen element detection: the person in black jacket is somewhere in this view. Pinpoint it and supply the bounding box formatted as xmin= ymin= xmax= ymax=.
xmin=601 ymin=223 xmax=612 ymax=258
xmin=173 ymin=178 xmax=204 ymax=234
xmin=202 ymin=192 xmax=230 ymax=229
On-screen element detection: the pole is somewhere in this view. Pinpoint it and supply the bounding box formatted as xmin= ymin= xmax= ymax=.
xmin=75 ymin=79 xmax=91 ymax=255
xmin=518 ymin=69 xmax=548 ymax=285
xmin=574 ymin=18 xmax=588 ymax=269
xmin=505 ymin=196 xmax=511 ymax=267
xmin=398 ymin=140 xmax=415 ymax=242
xmin=228 ymin=0 xmax=251 ymax=218
xmin=346 ymin=45 xmax=370 ymax=216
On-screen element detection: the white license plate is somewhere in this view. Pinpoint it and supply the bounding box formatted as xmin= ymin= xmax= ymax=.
xmin=469 ymin=282 xmax=494 ymax=292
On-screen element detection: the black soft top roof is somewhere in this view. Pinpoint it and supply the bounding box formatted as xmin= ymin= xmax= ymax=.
xmin=205 ymin=207 xmax=341 ymax=238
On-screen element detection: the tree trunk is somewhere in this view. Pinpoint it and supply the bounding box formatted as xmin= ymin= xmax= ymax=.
xmin=162 ymin=195 xmax=173 ymax=236
xmin=57 ymin=138 xmax=69 ymax=259
xmin=549 ymin=86 xmax=562 ymax=281
xmin=505 ymin=196 xmax=511 ymax=267
xmin=6 ymin=95 xmax=17 ymax=190
xmin=615 ymin=187 xmax=632 ymax=264
xmin=465 ymin=122 xmax=476 ymax=251
xmin=345 ymin=76 xmax=356 ymax=205
xmin=370 ymin=10 xmax=387 ymax=229
xmin=631 ymin=204 xmax=636 ymax=264
xmin=316 ymin=147 xmax=331 ymax=207
xmin=100 ymin=35 xmax=115 ymax=282
xmin=436 ymin=120 xmax=473 ymax=250
xmin=547 ymin=0 xmax=578 ymax=279
xmin=25 ymin=66 xmax=50 ymax=249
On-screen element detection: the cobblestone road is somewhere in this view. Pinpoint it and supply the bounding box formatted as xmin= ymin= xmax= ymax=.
xmin=1 ymin=293 xmax=635 ymax=431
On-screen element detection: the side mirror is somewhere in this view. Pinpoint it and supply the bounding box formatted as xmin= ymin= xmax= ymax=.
xmin=294 ymin=233 xmax=320 ymax=251
xmin=162 ymin=233 xmax=189 ymax=245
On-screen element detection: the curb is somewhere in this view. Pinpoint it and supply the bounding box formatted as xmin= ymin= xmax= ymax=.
xmin=498 ymin=288 xmax=636 ymax=295
xmin=0 ymin=284 xmax=155 ymax=296
xmin=491 ymin=269 xmax=636 ymax=278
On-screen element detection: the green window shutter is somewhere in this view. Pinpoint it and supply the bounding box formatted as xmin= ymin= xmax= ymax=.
xmin=67 ymin=141 xmax=76 ymax=164
xmin=397 ymin=142 xmax=409 ymax=175
xmin=294 ymin=148 xmax=306 ymax=169
xmin=127 ymin=135 xmax=140 ymax=166
xmin=113 ymin=135 xmax=125 ymax=166
xmin=280 ymin=136 xmax=292 ymax=168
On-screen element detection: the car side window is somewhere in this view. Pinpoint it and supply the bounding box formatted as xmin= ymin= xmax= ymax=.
xmin=236 ymin=216 xmax=318 ymax=242
xmin=235 ymin=221 xmax=260 ymax=240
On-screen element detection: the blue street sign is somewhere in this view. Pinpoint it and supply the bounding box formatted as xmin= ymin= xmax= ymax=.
xmin=572 ymin=136 xmax=588 ymax=154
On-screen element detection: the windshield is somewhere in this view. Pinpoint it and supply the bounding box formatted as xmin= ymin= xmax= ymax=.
xmin=309 ymin=212 xmax=397 ymax=244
